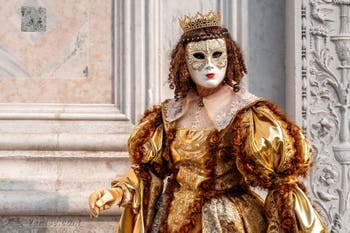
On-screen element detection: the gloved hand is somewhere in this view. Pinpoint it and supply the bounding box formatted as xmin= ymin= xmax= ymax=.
xmin=89 ymin=187 xmax=123 ymax=218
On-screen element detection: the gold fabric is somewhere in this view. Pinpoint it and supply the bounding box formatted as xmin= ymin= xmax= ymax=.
xmin=243 ymin=106 xmax=298 ymax=172
xmin=141 ymin=124 xmax=164 ymax=164
xmin=171 ymin=129 xmax=210 ymax=190
xmin=166 ymin=128 xmax=266 ymax=233
xmin=202 ymin=193 xmax=267 ymax=233
xmin=112 ymin=100 xmax=327 ymax=233
xmin=114 ymin=169 xmax=163 ymax=233
xmin=112 ymin=168 xmax=144 ymax=233
xmin=114 ymin=115 xmax=165 ymax=233
xmin=237 ymin=105 xmax=327 ymax=233
xmin=293 ymin=187 xmax=326 ymax=233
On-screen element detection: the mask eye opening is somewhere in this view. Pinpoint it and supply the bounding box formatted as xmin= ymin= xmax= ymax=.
xmin=193 ymin=52 xmax=205 ymax=59
xmin=212 ymin=51 xmax=223 ymax=58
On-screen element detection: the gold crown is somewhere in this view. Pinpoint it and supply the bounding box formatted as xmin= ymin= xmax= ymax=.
xmin=179 ymin=11 xmax=221 ymax=33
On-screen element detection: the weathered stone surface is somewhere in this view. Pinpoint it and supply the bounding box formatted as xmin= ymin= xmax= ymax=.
xmin=0 ymin=216 xmax=118 ymax=233
xmin=21 ymin=6 xmax=46 ymax=32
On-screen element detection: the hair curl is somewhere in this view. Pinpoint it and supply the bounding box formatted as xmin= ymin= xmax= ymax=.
xmin=168 ymin=26 xmax=247 ymax=100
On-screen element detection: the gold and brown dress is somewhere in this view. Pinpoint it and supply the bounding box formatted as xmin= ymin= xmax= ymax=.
xmin=112 ymin=86 xmax=327 ymax=233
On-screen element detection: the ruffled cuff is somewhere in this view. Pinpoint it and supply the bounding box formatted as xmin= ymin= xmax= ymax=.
xmin=265 ymin=185 xmax=327 ymax=233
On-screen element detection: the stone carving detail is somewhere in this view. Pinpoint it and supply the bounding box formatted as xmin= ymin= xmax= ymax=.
xmin=307 ymin=0 xmax=350 ymax=232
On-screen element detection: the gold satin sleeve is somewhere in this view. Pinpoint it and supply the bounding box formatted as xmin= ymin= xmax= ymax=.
xmin=235 ymin=103 xmax=327 ymax=233
xmin=112 ymin=168 xmax=144 ymax=233
xmin=139 ymin=124 xmax=164 ymax=164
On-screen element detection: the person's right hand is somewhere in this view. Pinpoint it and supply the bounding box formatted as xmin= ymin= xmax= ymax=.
xmin=89 ymin=188 xmax=123 ymax=218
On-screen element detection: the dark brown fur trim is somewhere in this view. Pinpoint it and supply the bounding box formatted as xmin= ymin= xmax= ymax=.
xmin=157 ymin=122 xmax=181 ymax=233
xmin=134 ymin=166 xmax=152 ymax=227
xmin=162 ymin=123 xmax=177 ymax=172
xmin=128 ymin=105 xmax=163 ymax=165
xmin=199 ymin=130 xmax=220 ymax=197
xmin=158 ymin=176 xmax=179 ymax=233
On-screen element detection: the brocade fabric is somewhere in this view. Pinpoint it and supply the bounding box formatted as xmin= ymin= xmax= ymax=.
xmin=165 ymin=128 xmax=266 ymax=232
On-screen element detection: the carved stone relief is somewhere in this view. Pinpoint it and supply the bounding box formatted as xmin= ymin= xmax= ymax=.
xmin=306 ymin=0 xmax=350 ymax=232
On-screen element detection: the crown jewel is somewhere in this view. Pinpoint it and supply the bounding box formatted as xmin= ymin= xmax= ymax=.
xmin=179 ymin=11 xmax=221 ymax=33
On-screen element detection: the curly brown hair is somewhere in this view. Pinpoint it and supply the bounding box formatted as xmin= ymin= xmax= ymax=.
xmin=168 ymin=26 xmax=247 ymax=100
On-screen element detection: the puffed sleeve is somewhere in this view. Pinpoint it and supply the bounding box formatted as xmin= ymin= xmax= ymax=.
xmin=233 ymin=101 xmax=327 ymax=233
xmin=111 ymin=105 xmax=167 ymax=233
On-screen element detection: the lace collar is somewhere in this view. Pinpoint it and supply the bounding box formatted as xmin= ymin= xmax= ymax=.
xmin=163 ymin=85 xmax=260 ymax=130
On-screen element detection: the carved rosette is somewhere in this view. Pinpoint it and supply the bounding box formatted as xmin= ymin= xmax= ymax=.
xmin=307 ymin=0 xmax=350 ymax=232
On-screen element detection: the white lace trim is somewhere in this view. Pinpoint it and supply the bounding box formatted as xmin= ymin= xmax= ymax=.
xmin=163 ymin=98 xmax=186 ymax=122
xmin=164 ymin=89 xmax=260 ymax=130
xmin=214 ymin=90 xmax=260 ymax=130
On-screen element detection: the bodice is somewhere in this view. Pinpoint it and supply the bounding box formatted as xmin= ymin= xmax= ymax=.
xmin=170 ymin=128 xmax=245 ymax=192
xmin=165 ymin=128 xmax=257 ymax=232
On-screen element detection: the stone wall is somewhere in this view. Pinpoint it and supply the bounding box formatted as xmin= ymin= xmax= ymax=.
xmin=0 ymin=0 xmax=287 ymax=232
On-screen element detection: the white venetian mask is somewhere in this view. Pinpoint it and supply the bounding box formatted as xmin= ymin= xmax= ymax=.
xmin=185 ymin=38 xmax=227 ymax=89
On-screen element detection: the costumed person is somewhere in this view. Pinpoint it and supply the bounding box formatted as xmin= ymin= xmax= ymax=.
xmin=89 ymin=11 xmax=327 ymax=233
